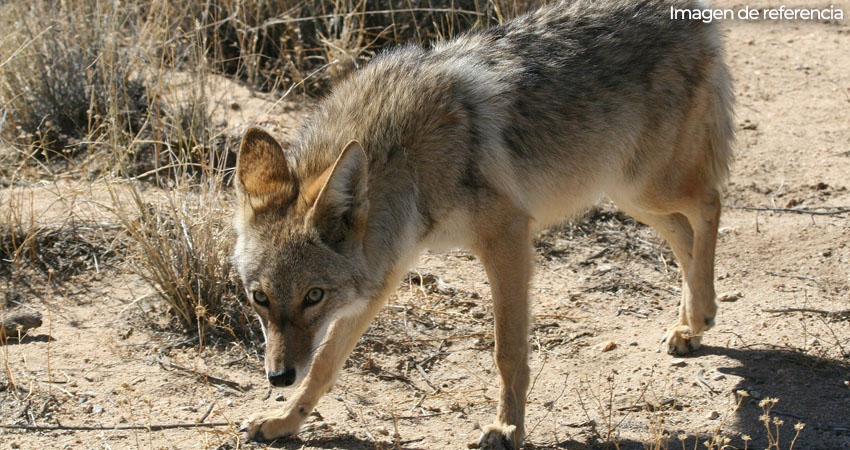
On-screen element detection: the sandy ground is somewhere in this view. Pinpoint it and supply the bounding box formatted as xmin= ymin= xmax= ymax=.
xmin=1 ymin=1 xmax=849 ymax=449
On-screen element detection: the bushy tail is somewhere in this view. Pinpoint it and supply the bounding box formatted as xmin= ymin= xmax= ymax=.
xmin=704 ymin=30 xmax=735 ymax=187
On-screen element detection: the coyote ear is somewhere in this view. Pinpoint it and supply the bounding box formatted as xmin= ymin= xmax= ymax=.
xmin=310 ymin=141 xmax=369 ymax=243
xmin=236 ymin=127 xmax=294 ymax=198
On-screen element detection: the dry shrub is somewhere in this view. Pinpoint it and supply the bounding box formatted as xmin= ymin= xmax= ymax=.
xmin=109 ymin=174 xmax=251 ymax=340
xmin=0 ymin=1 xmax=149 ymax=163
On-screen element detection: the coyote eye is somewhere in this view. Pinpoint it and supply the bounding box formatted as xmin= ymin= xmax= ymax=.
xmin=304 ymin=287 xmax=324 ymax=306
xmin=252 ymin=290 xmax=269 ymax=307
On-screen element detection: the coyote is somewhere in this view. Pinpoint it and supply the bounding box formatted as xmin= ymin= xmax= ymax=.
xmin=232 ymin=0 xmax=733 ymax=447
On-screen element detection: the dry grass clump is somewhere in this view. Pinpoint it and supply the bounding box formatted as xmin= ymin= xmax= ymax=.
xmin=109 ymin=174 xmax=246 ymax=340
xmin=0 ymin=1 xmax=149 ymax=166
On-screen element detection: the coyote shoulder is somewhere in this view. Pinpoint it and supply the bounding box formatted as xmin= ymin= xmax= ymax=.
xmin=232 ymin=0 xmax=733 ymax=448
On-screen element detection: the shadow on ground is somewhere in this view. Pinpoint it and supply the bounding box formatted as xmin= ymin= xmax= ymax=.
xmin=526 ymin=346 xmax=849 ymax=449
xmin=709 ymin=346 xmax=850 ymax=449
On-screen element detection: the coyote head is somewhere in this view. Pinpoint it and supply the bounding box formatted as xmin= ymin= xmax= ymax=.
xmin=232 ymin=127 xmax=370 ymax=388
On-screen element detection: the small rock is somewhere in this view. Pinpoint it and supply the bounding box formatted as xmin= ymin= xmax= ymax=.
xmin=595 ymin=264 xmax=613 ymax=274
xmin=741 ymin=119 xmax=758 ymax=130
xmin=629 ymin=341 xmax=639 ymax=346
xmin=274 ymin=394 xmax=286 ymax=402
xmin=707 ymin=411 xmax=720 ymax=420
xmin=671 ymin=360 xmax=687 ymax=368
xmin=751 ymin=390 xmax=762 ymax=399
xmin=375 ymin=426 xmax=389 ymax=436
xmin=92 ymin=405 xmax=104 ymax=414
xmin=718 ymin=291 xmax=742 ymax=302
xmin=713 ymin=374 xmax=727 ymax=381
xmin=600 ymin=341 xmax=617 ymax=352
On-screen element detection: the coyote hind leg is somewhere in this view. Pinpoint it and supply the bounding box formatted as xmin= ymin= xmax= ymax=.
xmin=667 ymin=187 xmax=721 ymax=354
xmin=613 ymin=186 xmax=720 ymax=355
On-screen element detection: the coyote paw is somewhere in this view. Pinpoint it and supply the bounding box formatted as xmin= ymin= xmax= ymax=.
xmin=478 ymin=424 xmax=519 ymax=450
xmin=240 ymin=412 xmax=302 ymax=442
xmin=664 ymin=324 xmax=704 ymax=355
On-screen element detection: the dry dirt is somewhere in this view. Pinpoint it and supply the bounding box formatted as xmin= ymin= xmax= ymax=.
xmin=1 ymin=1 xmax=849 ymax=449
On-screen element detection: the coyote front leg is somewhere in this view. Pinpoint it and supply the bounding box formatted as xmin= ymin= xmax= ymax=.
xmin=476 ymin=215 xmax=532 ymax=450
xmin=242 ymin=298 xmax=383 ymax=441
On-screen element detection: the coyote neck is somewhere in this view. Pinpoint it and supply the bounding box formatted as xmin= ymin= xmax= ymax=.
xmin=359 ymin=169 xmax=424 ymax=295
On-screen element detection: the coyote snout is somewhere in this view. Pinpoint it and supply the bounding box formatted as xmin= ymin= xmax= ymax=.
xmin=260 ymin=321 xmax=310 ymax=387
xmin=232 ymin=0 xmax=734 ymax=447
xmin=267 ymin=368 xmax=296 ymax=387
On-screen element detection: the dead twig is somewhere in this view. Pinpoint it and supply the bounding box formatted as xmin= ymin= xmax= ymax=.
xmin=398 ymin=332 xmax=491 ymax=344
xmin=765 ymin=271 xmax=821 ymax=283
xmin=156 ymin=355 xmax=245 ymax=392
xmin=728 ymin=205 xmax=850 ymax=216
xmin=415 ymin=363 xmax=439 ymax=393
xmin=198 ymin=399 xmax=216 ymax=423
xmin=695 ymin=369 xmax=719 ymax=395
xmin=0 ymin=422 xmax=230 ymax=431
xmin=763 ymin=308 xmax=850 ymax=318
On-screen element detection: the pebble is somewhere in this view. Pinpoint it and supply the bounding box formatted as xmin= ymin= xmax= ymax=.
xmin=718 ymin=291 xmax=743 ymax=302
xmin=707 ymin=411 xmax=720 ymax=420
xmin=92 ymin=405 xmax=104 ymax=414
xmin=274 ymin=394 xmax=286 ymax=402
xmin=600 ymin=341 xmax=617 ymax=352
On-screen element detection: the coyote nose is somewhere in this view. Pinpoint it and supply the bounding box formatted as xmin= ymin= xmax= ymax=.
xmin=268 ymin=367 xmax=296 ymax=387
